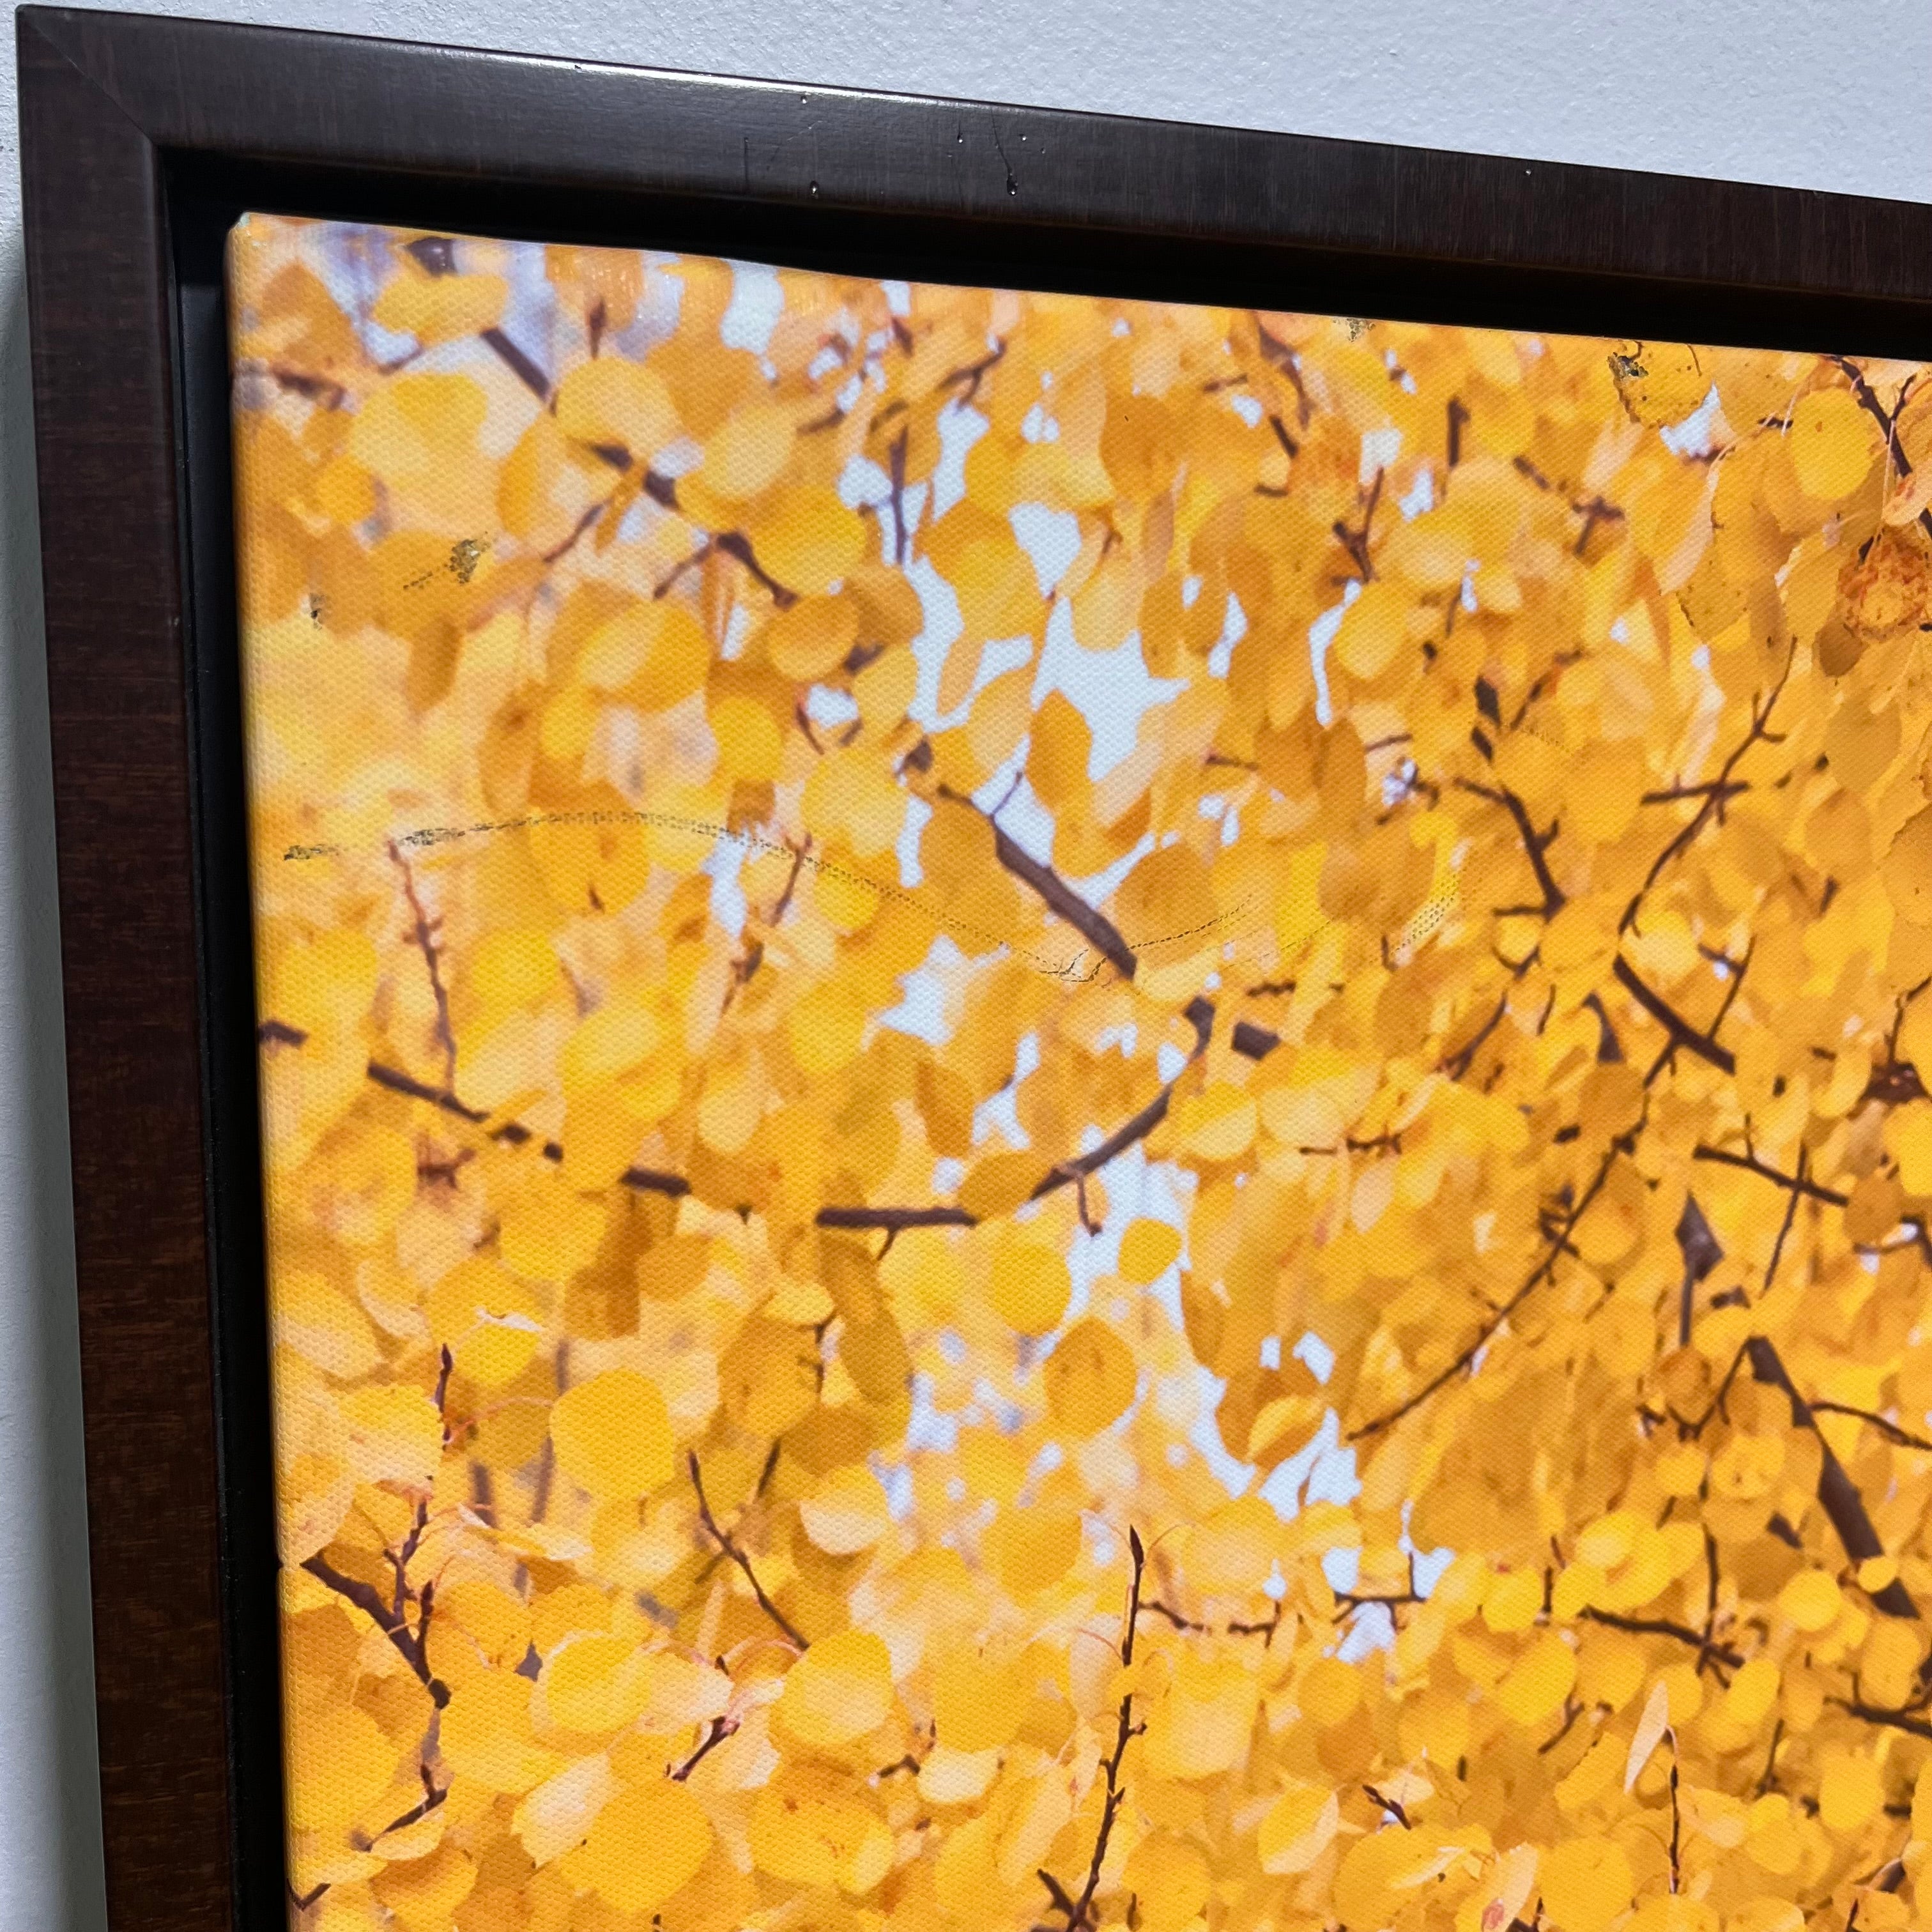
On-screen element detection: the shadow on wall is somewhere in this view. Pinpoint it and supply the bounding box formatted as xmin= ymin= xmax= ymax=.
xmin=0 ymin=256 xmax=109 ymax=1932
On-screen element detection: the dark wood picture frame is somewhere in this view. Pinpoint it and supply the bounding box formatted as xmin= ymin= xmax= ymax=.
xmin=15 ymin=6 xmax=1932 ymax=1922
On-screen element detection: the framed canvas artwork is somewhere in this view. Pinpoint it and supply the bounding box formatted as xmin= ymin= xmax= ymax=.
xmin=20 ymin=11 xmax=1932 ymax=1931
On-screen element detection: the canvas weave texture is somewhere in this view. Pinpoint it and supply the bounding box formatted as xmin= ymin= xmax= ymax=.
xmin=229 ymin=213 xmax=1932 ymax=1932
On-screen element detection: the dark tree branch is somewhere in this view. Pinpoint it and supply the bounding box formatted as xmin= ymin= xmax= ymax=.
xmin=1836 ymin=1698 xmax=1932 ymax=1742
xmin=1828 ymin=355 xmax=1932 ymax=544
xmin=1613 ymin=956 xmax=1736 ymax=1074
xmin=479 ymin=325 xmax=550 ymax=401
xmin=937 ymin=784 xmax=1138 ymax=981
xmin=1332 ymin=468 xmax=1384 ymax=581
xmin=388 ymin=841 xmax=457 ymax=1091
xmin=1253 ymin=319 xmax=1314 ymax=427
xmin=1457 ymin=779 xmax=1565 ymax=917
xmin=1443 ymin=992 xmax=1510 ymax=1082
xmin=1623 ymin=663 xmax=1791 ymax=935
xmin=1746 ymin=1338 xmax=1919 ymax=1618
xmin=1230 ymin=1018 xmax=1280 ymax=1061
xmin=816 ymin=1204 xmax=977 ymax=1232
xmin=1675 ymin=1195 xmax=1724 ymax=1350
xmin=301 ymin=1553 xmax=450 ymax=1707
xmin=1809 ymin=1402 xmax=1932 ymax=1454
xmin=1761 ymin=1146 xmax=1808 ymax=1298
xmin=1575 ymin=1607 xmax=1742 ymax=1671
xmin=670 ymin=1713 xmax=740 ymax=1781
xmin=1041 ymin=1528 xmax=1147 ymax=1932
xmin=356 ymin=1054 xmax=691 ymax=1199
xmin=1353 ymin=1119 xmax=1643 ymax=1438
xmin=689 ymin=1451 xmax=807 ymax=1649
xmin=1690 ymin=1144 xmax=1846 ymax=1208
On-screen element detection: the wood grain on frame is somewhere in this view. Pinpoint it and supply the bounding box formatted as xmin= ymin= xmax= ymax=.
xmin=15 ymin=8 xmax=1932 ymax=1928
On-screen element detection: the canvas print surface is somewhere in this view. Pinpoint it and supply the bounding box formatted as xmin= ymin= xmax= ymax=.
xmin=229 ymin=212 xmax=1932 ymax=1932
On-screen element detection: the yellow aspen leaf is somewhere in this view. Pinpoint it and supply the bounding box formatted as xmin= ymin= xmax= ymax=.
xmin=989 ymin=1235 xmax=1073 ymax=1336
xmin=553 ymin=358 xmax=678 ymax=461
xmin=1788 ymin=387 xmax=1881 ymax=500
xmin=372 ymin=268 xmax=507 ymax=346
xmin=560 ymin=1779 xmax=712 ymax=1914
xmin=1144 ymin=1653 xmax=1261 ymax=1779
xmin=1184 ymin=1497 xmax=1284 ymax=1596
xmin=749 ymin=1777 xmax=894 ymax=1894
xmin=1818 ymin=1749 xmax=1883 ymax=1834
xmin=1625 ymin=1902 xmax=1719 ymax=1932
xmin=721 ymin=1317 xmax=820 ymax=1436
xmin=1257 ymin=1783 xmax=1340 ymax=1874
xmin=1496 ymin=1631 xmax=1577 ymax=1726
xmin=799 ymin=1462 xmax=894 ymax=1555
xmin=1482 ymin=1568 xmax=1544 ymax=1635
xmin=930 ymin=1648 xmax=1025 ymax=1752
xmin=339 ymin=1384 xmax=443 ymax=1490
xmin=985 ymin=1503 xmax=1082 ymax=1596
xmin=370 ymin=1843 xmax=477 ymax=1931
xmin=549 ymin=1370 xmax=673 ymax=1501
xmin=1118 ymin=1217 xmax=1183 ymax=1285
xmin=1885 ymin=1100 xmax=1932 ymax=1194
xmin=1538 ymin=1837 xmax=1634 ymax=1932
xmin=537 ymin=1632 xmax=651 ymax=1735
xmin=1330 ymin=1828 xmax=1413 ymax=1932
xmin=1043 ymin=1318 xmax=1138 ymax=1435
xmin=1455 ymin=1843 xmax=1538 ymax=1932
xmin=1172 ymin=1083 xmax=1259 ymax=1161
xmin=426 ymin=1259 xmax=544 ymax=1388
xmin=1121 ymin=1834 xmax=1211 ymax=1932
xmin=776 ymin=1630 xmax=894 ymax=1749
xmin=1331 ymin=582 xmax=1409 ymax=680
xmin=1626 ymin=1679 xmax=1673 ymax=1793
xmin=273 ymin=1270 xmax=382 ymax=1380
xmin=1722 ymin=1657 xmax=1781 ymax=1729
xmin=699 ymin=401 xmax=797 ymax=501
xmin=750 ymin=486 xmax=868 ymax=597
xmin=1777 ymin=1568 xmax=1842 ymax=1633
xmin=438 ymin=1673 xmax=560 ymax=1795
xmin=1610 ymin=340 xmax=1708 ymax=426
xmin=284 ymin=1703 xmax=399 ymax=1833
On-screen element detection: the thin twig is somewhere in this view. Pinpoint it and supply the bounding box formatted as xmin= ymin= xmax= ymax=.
xmin=1457 ymin=779 xmax=1565 ymax=917
xmin=689 ymin=1452 xmax=807 ymax=1649
xmin=300 ymin=1553 xmax=450 ymax=1707
xmin=1042 ymin=1527 xmax=1147 ymax=1932
xmin=388 ymin=841 xmax=457 ymax=1091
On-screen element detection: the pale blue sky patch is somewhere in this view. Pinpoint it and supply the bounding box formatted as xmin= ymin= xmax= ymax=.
xmin=1660 ymin=383 xmax=1722 ymax=458
xmin=930 ymin=399 xmax=988 ymax=520
xmin=838 ymin=451 xmax=893 ymax=510
xmin=1009 ymin=502 xmax=1083 ymax=596
xmin=903 ymin=1372 xmax=959 ymax=1454
xmin=1360 ymin=426 xmax=1403 ymax=484
xmin=985 ymin=770 xmax=1055 ymax=866
xmin=1295 ymin=1331 xmax=1337 ymax=1383
xmin=897 ymin=794 xmax=932 ymax=887
xmin=702 ymin=834 xmax=747 ymax=940
xmin=1309 ymin=579 xmax=1361 ymax=726
xmin=875 ymin=933 xmax=965 ymax=1045
xmin=1031 ymin=599 xmax=1186 ymax=779
xmin=1206 ymin=590 xmax=1247 ymax=678
xmin=1191 ymin=1366 xmax=1255 ymax=1498
xmin=720 ymin=261 xmax=785 ymax=353
xmin=804 ymin=683 xmax=860 ymax=730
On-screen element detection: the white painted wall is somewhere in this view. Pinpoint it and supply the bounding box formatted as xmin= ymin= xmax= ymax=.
xmin=3 ymin=2 xmax=1929 ymax=1924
